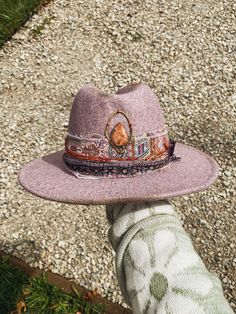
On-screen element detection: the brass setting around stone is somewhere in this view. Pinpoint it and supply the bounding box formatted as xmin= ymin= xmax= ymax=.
xmin=105 ymin=110 xmax=133 ymax=154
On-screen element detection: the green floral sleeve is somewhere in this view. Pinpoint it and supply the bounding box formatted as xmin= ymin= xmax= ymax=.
xmin=106 ymin=201 xmax=233 ymax=314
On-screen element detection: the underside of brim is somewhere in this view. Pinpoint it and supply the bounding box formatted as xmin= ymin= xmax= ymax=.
xmin=18 ymin=143 xmax=219 ymax=205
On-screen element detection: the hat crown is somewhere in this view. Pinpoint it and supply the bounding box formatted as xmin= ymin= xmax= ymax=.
xmin=68 ymin=83 xmax=166 ymax=137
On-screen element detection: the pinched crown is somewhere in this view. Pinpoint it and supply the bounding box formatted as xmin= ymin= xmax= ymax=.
xmin=64 ymin=83 xmax=180 ymax=178
xmin=68 ymin=83 xmax=166 ymax=137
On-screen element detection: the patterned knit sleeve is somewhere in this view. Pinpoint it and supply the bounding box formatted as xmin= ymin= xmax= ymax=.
xmin=106 ymin=201 xmax=233 ymax=314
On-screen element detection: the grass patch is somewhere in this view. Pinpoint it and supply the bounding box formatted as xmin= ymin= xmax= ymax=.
xmin=0 ymin=0 xmax=43 ymax=46
xmin=0 ymin=256 xmax=28 ymax=314
xmin=0 ymin=256 xmax=104 ymax=314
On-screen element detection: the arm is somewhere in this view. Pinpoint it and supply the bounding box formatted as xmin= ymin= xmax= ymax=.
xmin=106 ymin=201 xmax=233 ymax=314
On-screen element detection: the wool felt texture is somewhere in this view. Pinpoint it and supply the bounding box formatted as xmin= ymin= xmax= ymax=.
xmin=68 ymin=84 xmax=166 ymax=137
xmin=18 ymin=83 xmax=219 ymax=204
xmin=106 ymin=201 xmax=233 ymax=314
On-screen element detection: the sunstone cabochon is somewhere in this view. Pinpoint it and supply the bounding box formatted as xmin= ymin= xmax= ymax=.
xmin=18 ymin=83 xmax=219 ymax=205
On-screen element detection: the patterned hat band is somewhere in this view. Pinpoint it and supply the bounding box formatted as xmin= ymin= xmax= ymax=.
xmin=63 ymin=140 xmax=179 ymax=178
xmin=65 ymin=127 xmax=172 ymax=161
xmin=63 ymin=127 xmax=180 ymax=178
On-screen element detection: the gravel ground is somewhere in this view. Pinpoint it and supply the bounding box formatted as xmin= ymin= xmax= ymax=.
xmin=0 ymin=0 xmax=235 ymax=310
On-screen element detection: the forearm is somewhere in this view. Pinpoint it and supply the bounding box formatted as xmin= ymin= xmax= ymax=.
xmin=106 ymin=201 xmax=233 ymax=314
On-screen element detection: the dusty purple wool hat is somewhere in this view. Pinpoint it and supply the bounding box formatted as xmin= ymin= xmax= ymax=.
xmin=19 ymin=83 xmax=219 ymax=205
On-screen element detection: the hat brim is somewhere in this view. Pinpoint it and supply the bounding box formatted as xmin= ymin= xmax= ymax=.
xmin=18 ymin=143 xmax=219 ymax=205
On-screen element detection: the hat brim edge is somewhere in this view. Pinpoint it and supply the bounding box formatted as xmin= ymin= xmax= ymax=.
xmin=18 ymin=142 xmax=219 ymax=205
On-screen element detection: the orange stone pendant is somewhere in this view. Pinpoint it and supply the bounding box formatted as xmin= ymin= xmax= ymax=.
xmin=110 ymin=123 xmax=129 ymax=147
xmin=105 ymin=110 xmax=133 ymax=153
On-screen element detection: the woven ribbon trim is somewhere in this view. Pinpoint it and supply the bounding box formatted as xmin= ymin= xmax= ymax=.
xmin=65 ymin=128 xmax=170 ymax=162
xmin=63 ymin=139 xmax=180 ymax=178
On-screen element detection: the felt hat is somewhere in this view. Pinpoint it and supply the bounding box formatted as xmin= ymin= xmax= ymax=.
xmin=19 ymin=83 xmax=219 ymax=205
